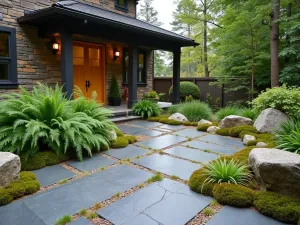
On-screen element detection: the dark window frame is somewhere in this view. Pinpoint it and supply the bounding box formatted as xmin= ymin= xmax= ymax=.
xmin=114 ymin=0 xmax=129 ymax=13
xmin=122 ymin=48 xmax=147 ymax=86
xmin=0 ymin=26 xmax=18 ymax=89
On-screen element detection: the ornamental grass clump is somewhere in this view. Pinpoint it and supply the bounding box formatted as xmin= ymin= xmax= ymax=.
xmin=275 ymin=119 xmax=300 ymax=154
xmin=200 ymin=159 xmax=253 ymax=192
xmin=0 ymin=84 xmax=116 ymax=161
xmin=133 ymin=100 xmax=161 ymax=119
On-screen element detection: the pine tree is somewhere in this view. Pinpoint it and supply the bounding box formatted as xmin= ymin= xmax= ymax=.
xmin=138 ymin=0 xmax=163 ymax=27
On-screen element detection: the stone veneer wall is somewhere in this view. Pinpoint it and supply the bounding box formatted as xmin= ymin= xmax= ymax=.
xmin=0 ymin=0 xmax=153 ymax=104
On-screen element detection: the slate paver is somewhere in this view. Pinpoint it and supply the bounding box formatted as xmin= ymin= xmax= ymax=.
xmin=66 ymin=154 xmax=116 ymax=172
xmin=33 ymin=164 xmax=75 ymax=187
xmin=206 ymin=206 xmax=290 ymax=225
xmin=173 ymin=129 xmax=207 ymax=138
xmin=136 ymin=134 xmax=187 ymax=149
xmin=183 ymin=140 xmax=238 ymax=155
xmin=69 ymin=218 xmax=93 ymax=225
xmin=104 ymin=145 xmax=151 ymax=159
xmin=118 ymin=124 xmax=163 ymax=137
xmin=0 ymin=201 xmax=46 ymax=225
xmin=197 ymin=134 xmax=244 ymax=148
xmin=24 ymin=165 xmax=152 ymax=225
xmin=133 ymin=154 xmax=200 ymax=180
xmin=153 ymin=127 xmax=173 ymax=133
xmin=165 ymin=146 xmax=218 ymax=163
xmin=98 ymin=179 xmax=211 ymax=225
xmin=126 ymin=120 xmax=162 ymax=128
xmin=158 ymin=124 xmax=185 ymax=131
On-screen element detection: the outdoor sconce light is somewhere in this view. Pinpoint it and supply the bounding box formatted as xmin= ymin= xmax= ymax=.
xmin=114 ymin=49 xmax=120 ymax=61
xmin=52 ymin=39 xmax=59 ymax=55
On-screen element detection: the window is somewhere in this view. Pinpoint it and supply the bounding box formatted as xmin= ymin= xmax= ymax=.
xmin=115 ymin=0 xmax=128 ymax=12
xmin=123 ymin=49 xmax=147 ymax=85
xmin=0 ymin=26 xmax=17 ymax=88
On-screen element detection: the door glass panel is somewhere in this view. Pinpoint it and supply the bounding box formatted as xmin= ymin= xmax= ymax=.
xmin=0 ymin=32 xmax=9 ymax=57
xmin=89 ymin=48 xmax=100 ymax=67
xmin=73 ymin=46 xmax=84 ymax=66
xmin=0 ymin=63 xmax=9 ymax=80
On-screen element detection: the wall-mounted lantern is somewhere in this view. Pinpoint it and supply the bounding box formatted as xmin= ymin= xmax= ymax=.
xmin=114 ymin=48 xmax=120 ymax=61
xmin=52 ymin=38 xmax=59 ymax=55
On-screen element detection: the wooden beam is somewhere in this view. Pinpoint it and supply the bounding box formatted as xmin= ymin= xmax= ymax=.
xmin=127 ymin=45 xmax=138 ymax=108
xmin=60 ymin=30 xmax=74 ymax=99
xmin=172 ymin=48 xmax=181 ymax=104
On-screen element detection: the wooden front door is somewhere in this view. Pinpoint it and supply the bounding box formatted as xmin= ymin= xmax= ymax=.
xmin=73 ymin=42 xmax=105 ymax=103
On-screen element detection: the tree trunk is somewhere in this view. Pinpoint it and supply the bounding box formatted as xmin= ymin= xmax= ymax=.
xmin=203 ymin=0 xmax=209 ymax=77
xmin=270 ymin=0 xmax=280 ymax=87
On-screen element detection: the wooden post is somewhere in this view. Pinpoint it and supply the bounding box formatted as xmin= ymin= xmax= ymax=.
xmin=128 ymin=45 xmax=138 ymax=108
xmin=172 ymin=48 xmax=181 ymax=104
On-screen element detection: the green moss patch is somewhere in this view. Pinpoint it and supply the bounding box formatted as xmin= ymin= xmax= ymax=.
xmin=212 ymin=183 xmax=254 ymax=207
xmin=189 ymin=168 xmax=215 ymax=196
xmin=215 ymin=128 xmax=231 ymax=136
xmin=0 ymin=188 xmax=13 ymax=206
xmin=229 ymin=125 xmax=258 ymax=137
xmin=197 ymin=124 xmax=211 ymax=132
xmin=111 ymin=137 xmax=129 ymax=149
xmin=115 ymin=129 xmax=124 ymax=137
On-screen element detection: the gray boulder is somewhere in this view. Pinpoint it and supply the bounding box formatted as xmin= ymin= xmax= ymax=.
xmin=243 ymin=135 xmax=256 ymax=145
xmin=198 ymin=119 xmax=212 ymax=126
xmin=219 ymin=115 xmax=252 ymax=128
xmin=254 ymin=108 xmax=289 ymax=133
xmin=169 ymin=113 xmax=188 ymax=122
xmin=207 ymin=126 xmax=220 ymax=134
xmin=256 ymin=142 xmax=268 ymax=147
xmin=0 ymin=152 xmax=21 ymax=187
xmin=249 ymin=148 xmax=300 ymax=199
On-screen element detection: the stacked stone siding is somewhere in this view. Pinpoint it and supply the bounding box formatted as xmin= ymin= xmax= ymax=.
xmin=0 ymin=0 xmax=153 ymax=104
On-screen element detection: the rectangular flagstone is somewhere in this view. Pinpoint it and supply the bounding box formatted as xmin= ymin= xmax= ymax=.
xmin=0 ymin=201 xmax=46 ymax=225
xmin=206 ymin=206 xmax=290 ymax=225
xmin=69 ymin=218 xmax=93 ymax=225
xmin=122 ymin=214 xmax=159 ymax=225
xmin=118 ymin=124 xmax=163 ymax=136
xmin=133 ymin=154 xmax=200 ymax=180
xmin=104 ymin=145 xmax=151 ymax=160
xmin=183 ymin=140 xmax=238 ymax=155
xmin=158 ymin=124 xmax=185 ymax=131
xmin=33 ymin=164 xmax=75 ymax=187
xmin=197 ymin=134 xmax=244 ymax=148
xmin=173 ymin=129 xmax=207 ymax=138
xmin=66 ymin=154 xmax=116 ymax=172
xmin=126 ymin=120 xmax=162 ymax=128
xmin=23 ymin=165 xmax=152 ymax=225
xmin=136 ymin=134 xmax=187 ymax=150
xmin=165 ymin=146 xmax=218 ymax=163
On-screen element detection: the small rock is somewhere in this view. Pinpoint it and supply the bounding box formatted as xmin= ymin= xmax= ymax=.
xmin=249 ymin=148 xmax=300 ymax=199
xmin=198 ymin=119 xmax=212 ymax=126
xmin=207 ymin=126 xmax=220 ymax=133
xmin=109 ymin=130 xmax=117 ymax=140
xmin=254 ymin=108 xmax=289 ymax=133
xmin=256 ymin=142 xmax=268 ymax=147
xmin=168 ymin=113 xmax=188 ymax=122
xmin=0 ymin=152 xmax=21 ymax=187
xmin=243 ymin=135 xmax=256 ymax=145
xmin=219 ymin=115 xmax=252 ymax=128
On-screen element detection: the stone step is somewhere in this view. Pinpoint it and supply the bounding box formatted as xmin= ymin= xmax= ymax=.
xmin=110 ymin=116 xmax=141 ymax=123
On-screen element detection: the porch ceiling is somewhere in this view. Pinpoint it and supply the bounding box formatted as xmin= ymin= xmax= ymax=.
xmin=18 ymin=0 xmax=198 ymax=51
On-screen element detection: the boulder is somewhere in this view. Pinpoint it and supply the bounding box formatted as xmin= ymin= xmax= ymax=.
xmin=198 ymin=119 xmax=212 ymax=126
xmin=256 ymin=142 xmax=268 ymax=147
xmin=168 ymin=113 xmax=188 ymax=122
xmin=109 ymin=130 xmax=117 ymax=140
xmin=219 ymin=115 xmax=252 ymax=128
xmin=0 ymin=152 xmax=21 ymax=187
xmin=243 ymin=135 xmax=256 ymax=145
xmin=254 ymin=108 xmax=289 ymax=133
xmin=249 ymin=148 xmax=300 ymax=199
xmin=207 ymin=126 xmax=220 ymax=134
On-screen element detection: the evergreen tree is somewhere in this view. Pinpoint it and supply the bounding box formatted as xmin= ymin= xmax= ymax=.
xmin=138 ymin=0 xmax=163 ymax=26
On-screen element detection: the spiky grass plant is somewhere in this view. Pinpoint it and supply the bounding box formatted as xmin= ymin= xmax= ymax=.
xmin=275 ymin=120 xmax=300 ymax=154
xmin=0 ymin=84 xmax=116 ymax=161
xmin=201 ymin=159 xmax=253 ymax=192
xmin=133 ymin=100 xmax=161 ymax=119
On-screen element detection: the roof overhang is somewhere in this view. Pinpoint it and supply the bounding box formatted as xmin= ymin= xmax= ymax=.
xmin=18 ymin=2 xmax=198 ymax=51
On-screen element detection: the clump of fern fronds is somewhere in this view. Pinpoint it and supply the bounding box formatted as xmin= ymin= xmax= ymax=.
xmin=0 ymin=83 xmax=116 ymax=161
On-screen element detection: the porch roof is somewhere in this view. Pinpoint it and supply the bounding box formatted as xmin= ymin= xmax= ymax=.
xmin=18 ymin=0 xmax=198 ymax=49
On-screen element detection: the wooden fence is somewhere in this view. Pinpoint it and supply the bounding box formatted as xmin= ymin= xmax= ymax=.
xmin=153 ymin=77 xmax=249 ymax=107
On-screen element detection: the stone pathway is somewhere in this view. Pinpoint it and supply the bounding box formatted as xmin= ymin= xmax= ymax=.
xmin=0 ymin=120 xmax=290 ymax=225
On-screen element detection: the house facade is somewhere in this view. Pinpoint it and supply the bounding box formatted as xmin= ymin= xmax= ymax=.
xmin=0 ymin=0 xmax=197 ymax=108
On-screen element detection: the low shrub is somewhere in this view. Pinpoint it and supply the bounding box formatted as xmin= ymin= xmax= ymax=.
xmin=0 ymin=188 xmax=13 ymax=206
xmin=212 ymin=184 xmax=254 ymax=207
xmin=133 ymin=100 xmax=161 ymax=119
xmin=169 ymin=81 xmax=201 ymax=100
xmin=124 ymin=135 xmax=137 ymax=144
xmin=252 ymin=85 xmax=300 ymax=119
xmin=111 ymin=137 xmax=129 ymax=149
xmin=254 ymin=191 xmax=300 ymax=224
xmin=229 ymin=125 xmax=257 ymax=137
xmin=275 ymin=120 xmax=300 ymax=154
xmin=185 ymin=95 xmax=194 ymax=102
xmin=197 ymin=124 xmax=211 ymax=131
xmin=215 ymin=128 xmax=230 ymax=136
xmin=189 ymin=169 xmax=215 ymax=196
xmin=239 ymin=108 xmax=259 ymax=121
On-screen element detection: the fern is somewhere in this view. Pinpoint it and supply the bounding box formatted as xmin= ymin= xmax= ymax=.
xmin=0 ymin=83 xmax=116 ymax=161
